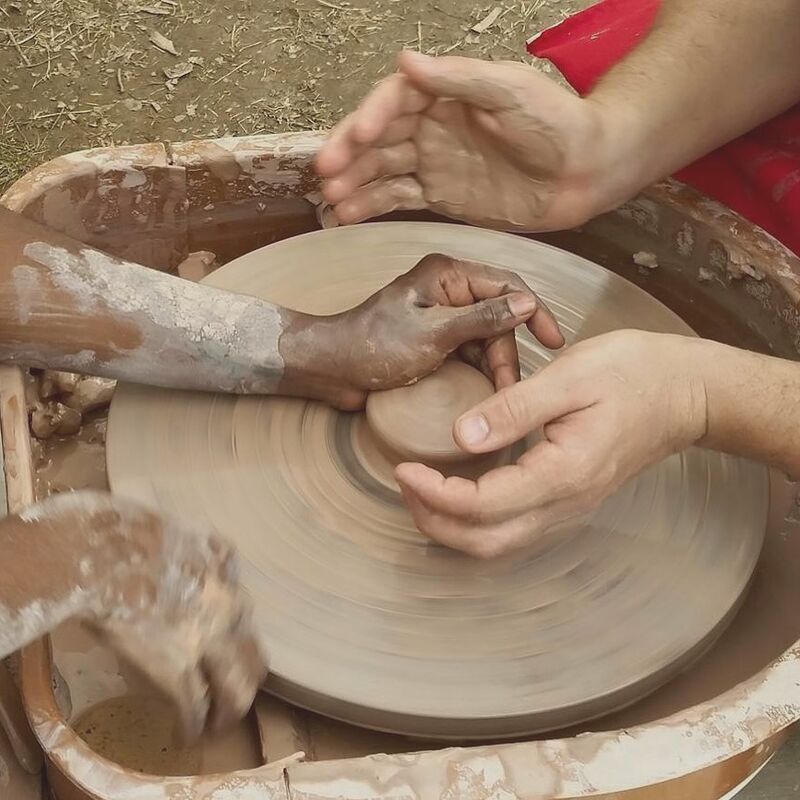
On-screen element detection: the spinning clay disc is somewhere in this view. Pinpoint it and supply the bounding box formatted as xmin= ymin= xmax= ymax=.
xmin=107 ymin=222 xmax=768 ymax=739
xmin=366 ymin=359 xmax=493 ymax=463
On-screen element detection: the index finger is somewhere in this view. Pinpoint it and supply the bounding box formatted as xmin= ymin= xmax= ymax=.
xmin=316 ymin=73 xmax=431 ymax=177
xmin=464 ymin=263 xmax=564 ymax=349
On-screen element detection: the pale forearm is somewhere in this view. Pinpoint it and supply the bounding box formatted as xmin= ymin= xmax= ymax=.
xmin=690 ymin=339 xmax=800 ymax=477
xmin=587 ymin=0 xmax=800 ymax=210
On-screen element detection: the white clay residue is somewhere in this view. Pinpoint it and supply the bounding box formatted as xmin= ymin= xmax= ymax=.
xmin=21 ymin=241 xmax=285 ymax=393
xmin=633 ymin=250 xmax=659 ymax=269
xmin=11 ymin=264 xmax=43 ymax=325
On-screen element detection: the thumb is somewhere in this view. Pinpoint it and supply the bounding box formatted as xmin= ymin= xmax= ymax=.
xmin=453 ymin=365 xmax=570 ymax=453
xmin=439 ymin=292 xmax=538 ymax=347
xmin=398 ymin=51 xmax=518 ymax=111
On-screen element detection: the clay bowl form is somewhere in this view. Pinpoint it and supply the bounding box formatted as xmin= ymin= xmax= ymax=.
xmin=2 ymin=134 xmax=800 ymax=800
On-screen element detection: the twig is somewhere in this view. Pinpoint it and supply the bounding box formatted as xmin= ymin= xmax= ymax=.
xmin=28 ymin=108 xmax=94 ymax=121
xmin=6 ymin=30 xmax=31 ymax=66
xmin=316 ymin=0 xmax=345 ymax=9
xmin=417 ymin=20 xmax=422 ymax=51
xmin=210 ymin=58 xmax=251 ymax=86
xmin=439 ymin=40 xmax=461 ymax=55
xmin=116 ymin=68 xmax=125 ymax=93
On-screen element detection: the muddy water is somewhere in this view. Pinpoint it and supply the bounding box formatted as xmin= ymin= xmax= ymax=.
xmin=72 ymin=694 xmax=261 ymax=776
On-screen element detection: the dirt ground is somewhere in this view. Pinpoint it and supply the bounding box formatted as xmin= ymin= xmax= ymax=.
xmin=0 ymin=0 xmax=591 ymax=193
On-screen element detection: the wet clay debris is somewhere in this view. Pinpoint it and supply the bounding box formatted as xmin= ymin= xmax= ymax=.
xmin=29 ymin=370 xmax=115 ymax=441
xmin=177 ymin=251 xmax=218 ymax=283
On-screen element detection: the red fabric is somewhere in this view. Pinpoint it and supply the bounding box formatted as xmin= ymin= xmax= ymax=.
xmin=527 ymin=0 xmax=800 ymax=255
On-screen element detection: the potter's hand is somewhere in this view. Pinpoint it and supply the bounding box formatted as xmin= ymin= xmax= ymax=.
xmin=396 ymin=331 xmax=708 ymax=558
xmin=288 ymin=253 xmax=563 ymax=410
xmin=319 ymin=2 xmax=800 ymax=234
xmin=3 ymin=208 xmax=557 ymax=407
xmin=0 ymin=491 xmax=266 ymax=741
xmin=316 ymin=51 xmax=615 ymax=231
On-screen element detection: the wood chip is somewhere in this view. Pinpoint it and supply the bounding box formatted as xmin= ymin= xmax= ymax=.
xmin=149 ymin=30 xmax=179 ymax=56
xmin=471 ymin=6 xmax=502 ymax=33
xmin=163 ymin=61 xmax=193 ymax=81
xmin=138 ymin=5 xmax=171 ymax=15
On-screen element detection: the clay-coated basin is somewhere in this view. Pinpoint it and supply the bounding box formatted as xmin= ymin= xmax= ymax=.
xmin=2 ymin=133 xmax=800 ymax=800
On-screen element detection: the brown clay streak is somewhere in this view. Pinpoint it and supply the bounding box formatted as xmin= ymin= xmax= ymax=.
xmin=1 ymin=208 xmax=142 ymax=363
xmin=0 ymin=205 xmax=289 ymax=394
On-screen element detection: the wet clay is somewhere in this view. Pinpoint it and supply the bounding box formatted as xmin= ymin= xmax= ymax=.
xmin=366 ymin=360 xmax=494 ymax=463
xmin=106 ymin=223 xmax=769 ymax=740
xmin=34 ymin=420 xmax=108 ymax=498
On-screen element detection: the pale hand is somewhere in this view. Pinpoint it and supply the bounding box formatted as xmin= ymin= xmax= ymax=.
xmin=395 ymin=331 xmax=708 ymax=558
xmin=316 ymin=51 xmax=614 ymax=231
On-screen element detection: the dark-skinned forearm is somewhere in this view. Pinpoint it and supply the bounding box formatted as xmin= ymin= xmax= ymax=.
xmin=0 ymin=206 xmax=337 ymax=396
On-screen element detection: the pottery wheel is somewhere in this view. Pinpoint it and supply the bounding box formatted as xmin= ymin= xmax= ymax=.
xmin=107 ymin=222 xmax=768 ymax=739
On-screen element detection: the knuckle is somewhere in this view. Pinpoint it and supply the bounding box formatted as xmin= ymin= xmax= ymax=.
xmin=479 ymin=300 xmax=505 ymax=328
xmin=411 ymin=514 xmax=439 ymax=539
xmin=384 ymin=143 xmax=413 ymax=172
xmin=463 ymin=505 xmax=490 ymax=527
xmin=496 ymin=387 xmax=531 ymax=431
xmin=416 ymin=252 xmax=451 ymax=272
xmin=389 ymin=175 xmax=420 ymax=201
xmin=462 ymin=537 xmax=499 ymax=561
xmin=465 ymin=536 xmax=506 ymax=560
xmin=573 ymin=486 xmax=605 ymax=516
xmin=569 ymin=451 xmax=596 ymax=486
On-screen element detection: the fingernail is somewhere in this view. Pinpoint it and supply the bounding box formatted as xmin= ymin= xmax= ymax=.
xmin=456 ymin=414 xmax=490 ymax=446
xmin=508 ymin=294 xmax=537 ymax=317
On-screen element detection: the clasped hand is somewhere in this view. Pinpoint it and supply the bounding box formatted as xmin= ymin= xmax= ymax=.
xmin=397 ymin=330 xmax=709 ymax=558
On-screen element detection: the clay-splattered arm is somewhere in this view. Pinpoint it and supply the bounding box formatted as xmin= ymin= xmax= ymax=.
xmin=3 ymin=206 xmax=302 ymax=395
xmin=1 ymin=207 xmax=561 ymax=408
xmin=0 ymin=490 xmax=266 ymax=739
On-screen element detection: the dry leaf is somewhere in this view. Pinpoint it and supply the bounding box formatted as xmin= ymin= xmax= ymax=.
xmin=163 ymin=61 xmax=193 ymax=81
xmin=471 ymin=6 xmax=502 ymax=33
xmin=149 ymin=30 xmax=179 ymax=56
xmin=185 ymin=103 xmax=197 ymax=117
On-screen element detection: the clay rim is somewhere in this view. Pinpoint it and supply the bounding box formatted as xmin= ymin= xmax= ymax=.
xmin=4 ymin=133 xmax=800 ymax=798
